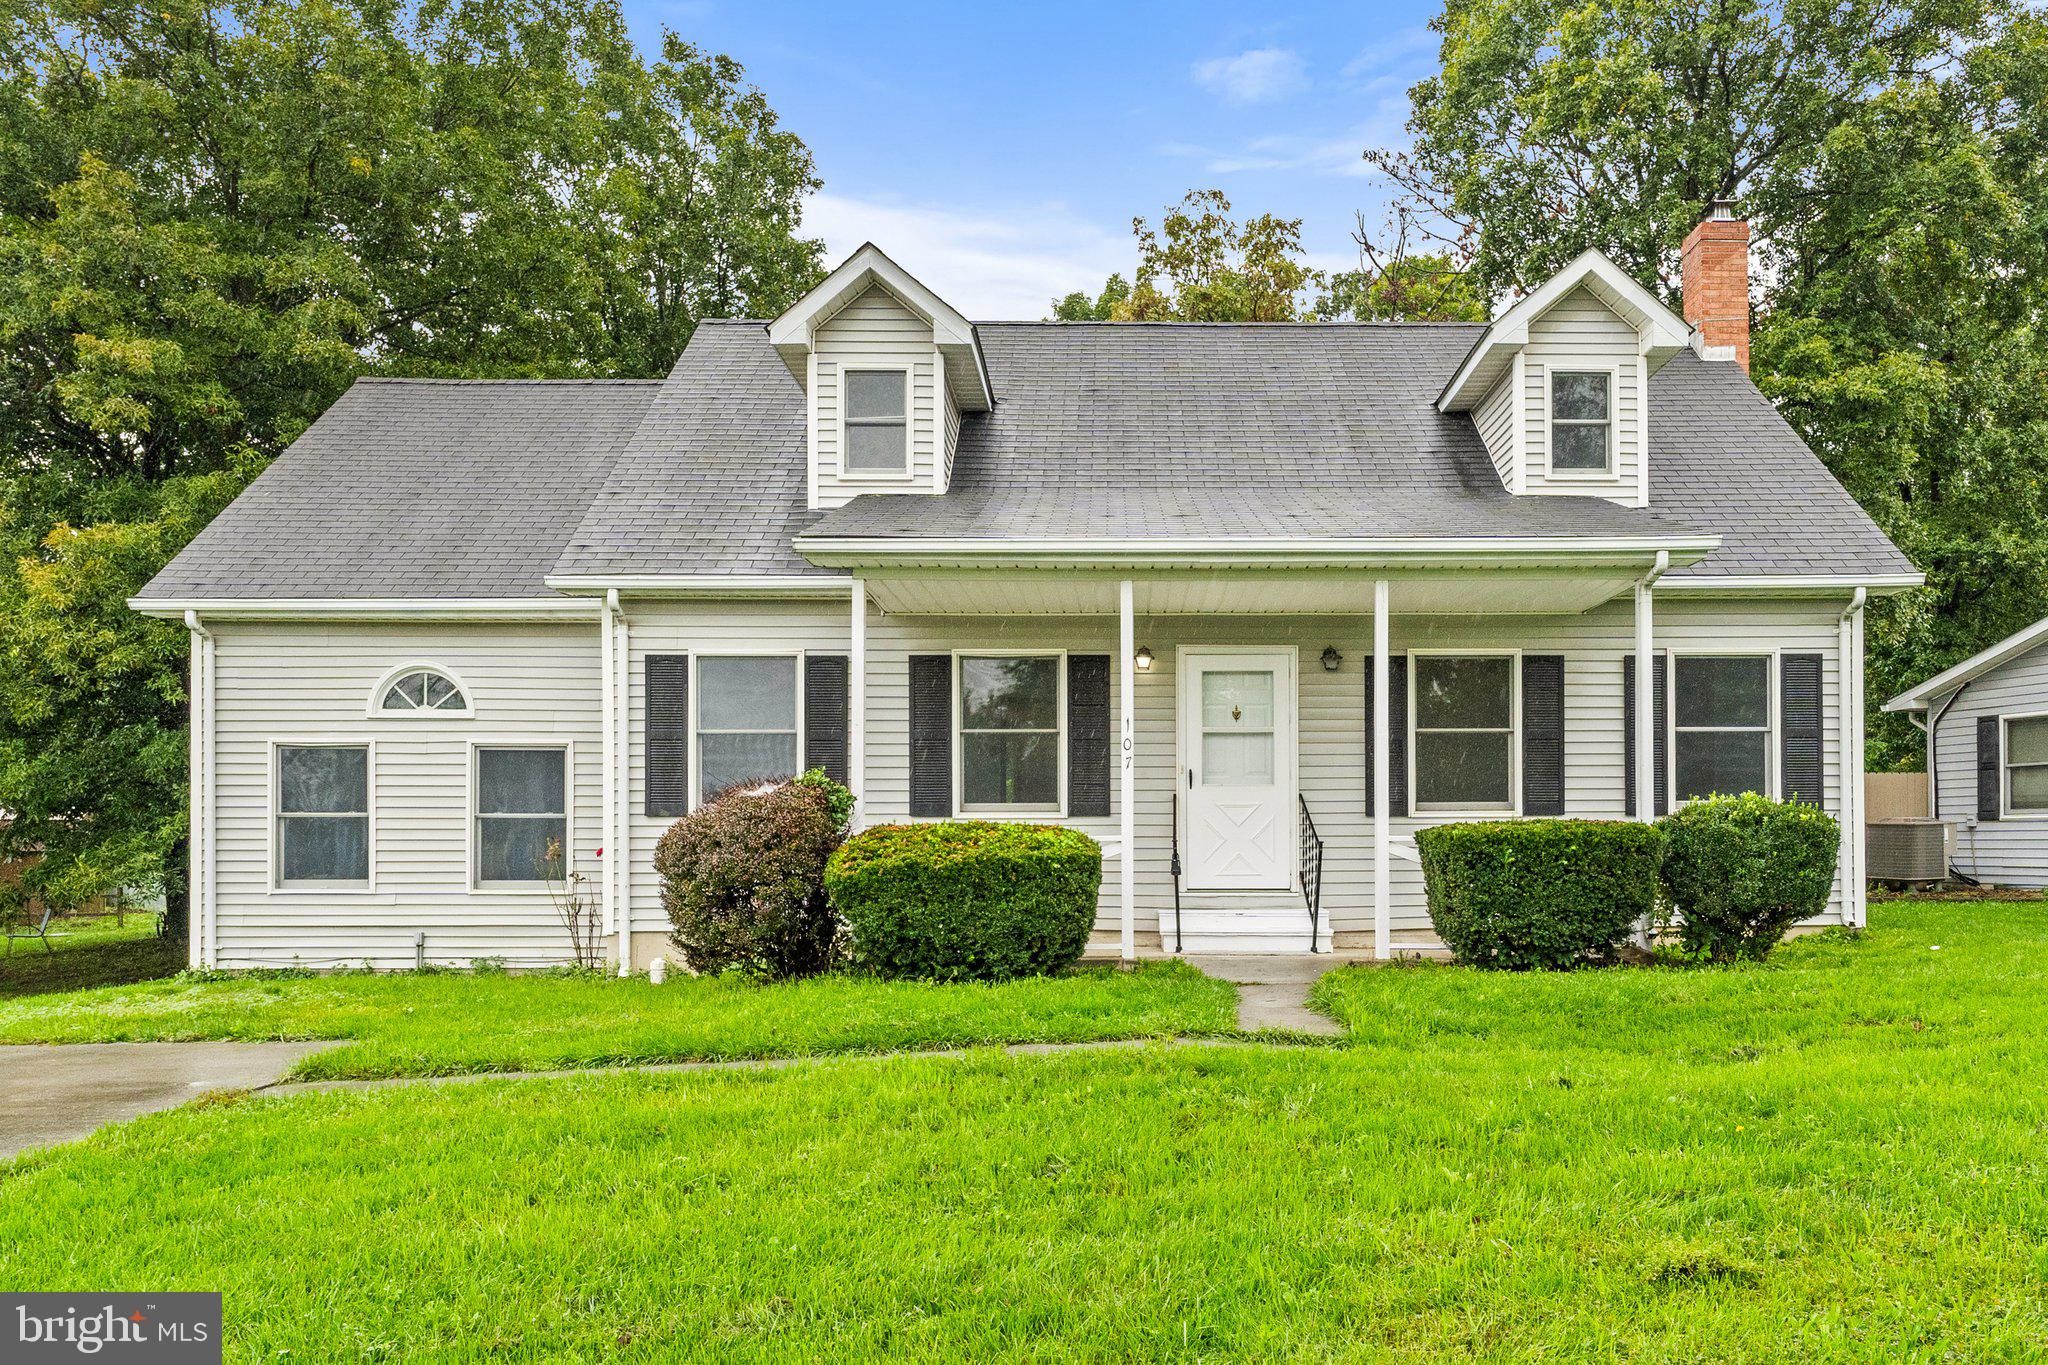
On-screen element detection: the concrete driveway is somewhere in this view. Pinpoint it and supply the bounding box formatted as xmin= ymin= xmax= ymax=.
xmin=0 ymin=1041 xmax=331 ymax=1159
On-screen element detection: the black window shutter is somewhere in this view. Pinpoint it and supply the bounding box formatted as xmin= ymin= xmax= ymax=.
xmin=1624 ymin=653 xmax=1671 ymax=817
xmin=803 ymin=654 xmax=850 ymax=785
xmin=645 ymin=654 xmax=690 ymax=818
xmin=1779 ymin=653 xmax=1824 ymax=804
xmin=1390 ymin=654 xmax=1409 ymax=816
xmin=1067 ymin=655 xmax=1111 ymax=817
xmin=1979 ymin=715 xmax=2003 ymax=822
xmin=1363 ymin=656 xmax=1375 ymax=816
xmin=909 ymin=655 xmax=953 ymax=817
xmin=1521 ymin=655 xmax=1566 ymax=815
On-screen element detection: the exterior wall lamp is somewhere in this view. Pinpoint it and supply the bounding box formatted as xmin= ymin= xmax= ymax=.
xmin=1134 ymin=646 xmax=1154 ymax=672
xmin=1321 ymin=646 xmax=1344 ymax=672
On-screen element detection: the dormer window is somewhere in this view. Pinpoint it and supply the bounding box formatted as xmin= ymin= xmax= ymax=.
xmin=1549 ymin=370 xmax=1613 ymax=474
xmin=843 ymin=369 xmax=908 ymax=475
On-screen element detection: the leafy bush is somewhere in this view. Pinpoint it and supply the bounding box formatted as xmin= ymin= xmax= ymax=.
xmin=655 ymin=769 xmax=852 ymax=979
xmin=1417 ymin=819 xmax=1666 ymax=970
xmin=825 ymin=821 xmax=1102 ymax=982
xmin=1659 ymin=793 xmax=1840 ymax=961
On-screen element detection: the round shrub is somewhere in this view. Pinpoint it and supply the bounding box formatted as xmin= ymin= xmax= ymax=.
xmin=1659 ymin=793 xmax=1839 ymax=961
xmin=1417 ymin=819 xmax=1666 ymax=970
xmin=654 ymin=770 xmax=850 ymax=979
xmin=825 ymin=821 xmax=1101 ymax=982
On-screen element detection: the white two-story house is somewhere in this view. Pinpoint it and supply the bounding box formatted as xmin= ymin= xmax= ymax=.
xmin=134 ymin=205 xmax=1918 ymax=968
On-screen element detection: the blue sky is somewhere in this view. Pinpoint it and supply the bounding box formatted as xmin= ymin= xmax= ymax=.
xmin=620 ymin=0 xmax=1446 ymax=317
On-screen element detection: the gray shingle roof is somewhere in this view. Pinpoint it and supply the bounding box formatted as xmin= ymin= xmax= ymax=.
xmin=137 ymin=379 xmax=658 ymax=600
xmin=138 ymin=314 xmax=1914 ymax=602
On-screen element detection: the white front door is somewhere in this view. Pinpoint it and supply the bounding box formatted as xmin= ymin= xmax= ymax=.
xmin=1181 ymin=649 xmax=1296 ymax=890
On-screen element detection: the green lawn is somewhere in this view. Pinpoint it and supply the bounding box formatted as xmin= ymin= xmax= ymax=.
xmin=4 ymin=901 xmax=2045 ymax=1360
xmin=0 ymin=911 xmax=181 ymax=999
xmin=0 ymin=960 xmax=1236 ymax=1079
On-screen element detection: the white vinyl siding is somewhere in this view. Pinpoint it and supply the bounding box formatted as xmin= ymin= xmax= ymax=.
xmin=1930 ymin=641 xmax=2048 ymax=885
xmin=1473 ymin=362 xmax=1521 ymax=490
xmin=207 ymin=621 xmax=603 ymax=968
xmin=811 ymin=286 xmax=942 ymax=508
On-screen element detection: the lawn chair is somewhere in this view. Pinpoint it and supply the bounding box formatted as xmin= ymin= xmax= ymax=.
xmin=4 ymin=900 xmax=53 ymax=956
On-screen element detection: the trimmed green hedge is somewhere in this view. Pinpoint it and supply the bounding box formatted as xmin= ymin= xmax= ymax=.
xmin=1660 ymin=793 xmax=1840 ymax=961
xmin=825 ymin=821 xmax=1102 ymax=982
xmin=1417 ymin=819 xmax=1666 ymax=970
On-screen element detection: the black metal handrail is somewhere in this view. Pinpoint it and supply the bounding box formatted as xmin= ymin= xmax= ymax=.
xmin=1298 ymin=794 xmax=1325 ymax=953
xmin=1169 ymin=789 xmax=1184 ymax=954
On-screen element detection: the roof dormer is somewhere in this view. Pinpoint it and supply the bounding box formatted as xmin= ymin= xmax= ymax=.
xmin=769 ymin=244 xmax=992 ymax=510
xmin=1438 ymin=250 xmax=1691 ymax=508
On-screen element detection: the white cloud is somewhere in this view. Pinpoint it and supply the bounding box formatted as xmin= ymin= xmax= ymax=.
xmin=1191 ymin=47 xmax=1308 ymax=105
xmin=1340 ymin=28 xmax=1438 ymax=80
xmin=801 ymin=192 xmax=1131 ymax=319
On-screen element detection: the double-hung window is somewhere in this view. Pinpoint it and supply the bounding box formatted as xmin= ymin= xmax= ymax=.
xmin=696 ymin=655 xmax=800 ymax=805
xmin=1671 ymin=655 xmax=1772 ymax=801
xmin=2005 ymin=715 xmax=2048 ymax=814
xmin=958 ymin=654 xmax=1062 ymax=813
xmin=1412 ymin=654 xmax=1515 ymax=812
xmin=1549 ymin=370 xmax=1613 ymax=473
xmin=276 ymin=745 xmax=370 ymax=886
xmin=476 ymin=746 xmax=567 ymax=885
xmin=842 ymin=369 xmax=908 ymax=475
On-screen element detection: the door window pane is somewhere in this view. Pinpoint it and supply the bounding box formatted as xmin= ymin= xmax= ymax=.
xmin=1412 ymin=656 xmax=1514 ymax=810
xmin=697 ymin=656 xmax=799 ymax=804
xmin=1202 ymin=732 xmax=1275 ymax=787
xmin=277 ymin=745 xmax=368 ymax=884
xmin=1201 ymin=672 xmax=1274 ymax=729
xmin=958 ymin=655 xmax=1062 ymax=811
xmin=477 ymin=747 xmax=566 ymax=883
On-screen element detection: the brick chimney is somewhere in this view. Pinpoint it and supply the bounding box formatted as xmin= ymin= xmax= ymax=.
xmin=1680 ymin=198 xmax=1750 ymax=371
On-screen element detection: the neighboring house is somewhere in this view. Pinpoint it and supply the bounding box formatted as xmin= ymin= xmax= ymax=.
xmin=132 ymin=203 xmax=1919 ymax=969
xmin=1884 ymin=617 xmax=2048 ymax=887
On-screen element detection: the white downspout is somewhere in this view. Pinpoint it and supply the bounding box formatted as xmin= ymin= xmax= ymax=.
xmin=1118 ymin=578 xmax=1135 ymax=964
xmin=1840 ymin=588 xmax=1867 ymax=927
xmin=851 ymin=578 xmax=867 ymax=828
xmin=184 ymin=611 xmax=215 ymax=969
xmin=600 ymin=592 xmax=616 ymax=959
xmin=1373 ymin=578 xmax=1391 ymax=961
xmin=608 ymin=590 xmax=632 ymax=974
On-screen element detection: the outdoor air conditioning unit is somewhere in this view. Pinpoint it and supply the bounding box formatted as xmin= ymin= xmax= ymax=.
xmin=1866 ymin=818 xmax=1950 ymax=883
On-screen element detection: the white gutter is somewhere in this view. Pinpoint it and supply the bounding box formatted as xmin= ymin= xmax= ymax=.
xmin=131 ymin=597 xmax=599 ymax=621
xmin=1839 ymin=588 xmax=1867 ymax=927
xmin=1660 ymin=573 xmax=1923 ymax=598
xmin=543 ymin=575 xmax=853 ymax=599
xmin=184 ymin=611 xmax=216 ymax=969
xmin=606 ymin=589 xmax=632 ymax=975
xmin=795 ymin=534 xmax=1718 ymax=560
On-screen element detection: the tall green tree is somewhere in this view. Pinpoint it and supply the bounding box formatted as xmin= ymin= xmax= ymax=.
xmin=1372 ymin=0 xmax=2048 ymax=765
xmin=1080 ymin=190 xmax=1322 ymax=322
xmin=0 ymin=0 xmax=825 ymax=926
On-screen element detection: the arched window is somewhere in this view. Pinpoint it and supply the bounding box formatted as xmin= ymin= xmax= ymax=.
xmin=374 ymin=666 xmax=471 ymax=716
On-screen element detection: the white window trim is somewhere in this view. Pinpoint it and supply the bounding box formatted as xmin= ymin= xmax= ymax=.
xmin=2000 ymin=710 xmax=2048 ymax=819
xmin=468 ymin=739 xmax=575 ymax=894
xmin=689 ymin=649 xmax=807 ymax=812
xmin=1544 ymin=364 xmax=1620 ymax=481
xmin=838 ymin=363 xmax=914 ymax=482
xmin=1666 ymin=650 xmax=1779 ymax=807
xmin=366 ymin=661 xmax=475 ymax=719
xmin=952 ymin=648 xmax=1068 ymax=819
xmin=269 ymin=739 xmax=377 ymax=894
xmin=1407 ymin=648 xmax=1521 ymax=816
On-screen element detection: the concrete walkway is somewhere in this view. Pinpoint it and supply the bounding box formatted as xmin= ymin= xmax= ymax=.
xmin=0 ymin=1041 xmax=331 ymax=1159
xmin=1182 ymin=955 xmax=1347 ymax=1035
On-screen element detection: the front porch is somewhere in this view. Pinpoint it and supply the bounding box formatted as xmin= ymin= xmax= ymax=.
xmin=793 ymin=548 xmax=1864 ymax=959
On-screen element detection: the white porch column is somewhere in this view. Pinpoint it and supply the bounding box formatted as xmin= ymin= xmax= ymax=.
xmin=1119 ymin=578 xmax=1136 ymax=964
xmin=1372 ymin=578 xmax=1391 ymax=961
xmin=608 ymin=591 xmax=633 ymax=975
xmin=600 ymin=595 xmax=616 ymax=951
xmin=184 ymin=612 xmax=213 ymax=970
xmin=1634 ymin=569 xmax=1657 ymax=823
xmin=851 ymin=578 xmax=868 ymax=826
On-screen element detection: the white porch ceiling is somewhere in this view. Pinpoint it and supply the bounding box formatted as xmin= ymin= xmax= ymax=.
xmin=862 ymin=570 xmax=1642 ymax=617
